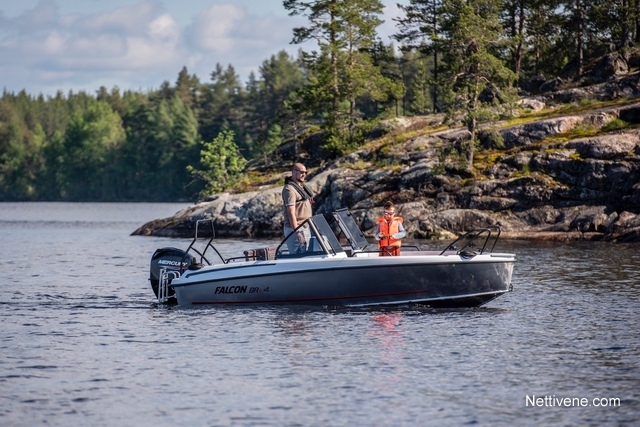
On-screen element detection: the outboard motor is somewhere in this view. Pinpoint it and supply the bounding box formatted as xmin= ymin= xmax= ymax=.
xmin=149 ymin=247 xmax=196 ymax=300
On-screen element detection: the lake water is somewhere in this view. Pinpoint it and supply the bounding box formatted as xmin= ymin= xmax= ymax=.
xmin=0 ymin=202 xmax=638 ymax=426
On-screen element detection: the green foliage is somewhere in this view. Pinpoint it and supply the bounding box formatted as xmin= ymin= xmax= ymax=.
xmin=602 ymin=118 xmax=629 ymax=132
xmin=1 ymin=1 xmax=638 ymax=201
xmin=321 ymin=118 xmax=384 ymax=156
xmin=118 ymin=93 xmax=202 ymax=201
xmin=342 ymin=159 xmax=371 ymax=170
xmin=284 ymin=0 xmax=392 ymax=152
xmin=189 ymin=130 xmax=247 ymax=195
xmin=437 ymin=0 xmax=517 ymax=169
xmin=53 ymin=100 xmax=126 ymax=200
xmin=245 ymin=51 xmax=305 ymax=152
xmin=0 ymin=114 xmax=40 ymax=199
xmin=265 ymin=124 xmax=284 ymax=158
xmin=199 ymin=64 xmax=247 ymax=154
xmin=479 ymin=126 xmax=505 ymax=150
xmin=253 ymin=123 xmax=285 ymax=162
xmin=411 ymin=57 xmax=433 ymax=115
xmin=0 ymin=64 xmax=279 ymax=201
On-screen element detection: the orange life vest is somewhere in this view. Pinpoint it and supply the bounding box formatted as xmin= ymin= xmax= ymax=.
xmin=377 ymin=216 xmax=403 ymax=250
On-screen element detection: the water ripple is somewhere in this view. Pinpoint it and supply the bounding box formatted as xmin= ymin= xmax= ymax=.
xmin=1 ymin=206 xmax=639 ymax=426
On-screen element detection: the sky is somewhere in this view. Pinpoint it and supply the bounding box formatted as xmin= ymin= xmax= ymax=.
xmin=0 ymin=0 xmax=408 ymax=96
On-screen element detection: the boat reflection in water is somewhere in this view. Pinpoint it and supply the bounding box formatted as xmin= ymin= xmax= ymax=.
xmin=149 ymin=209 xmax=516 ymax=308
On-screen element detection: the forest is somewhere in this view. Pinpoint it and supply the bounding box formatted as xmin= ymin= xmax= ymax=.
xmin=0 ymin=0 xmax=636 ymax=202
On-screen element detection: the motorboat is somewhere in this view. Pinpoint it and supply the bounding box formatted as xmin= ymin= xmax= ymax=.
xmin=149 ymin=209 xmax=516 ymax=308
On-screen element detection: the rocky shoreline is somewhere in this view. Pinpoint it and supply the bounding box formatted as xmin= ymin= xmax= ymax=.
xmin=132 ymin=74 xmax=640 ymax=243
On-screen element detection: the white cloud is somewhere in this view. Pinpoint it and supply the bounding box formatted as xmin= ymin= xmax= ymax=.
xmin=185 ymin=4 xmax=308 ymax=82
xmin=0 ymin=0 xmax=407 ymax=95
xmin=0 ymin=1 xmax=188 ymax=93
xmin=79 ymin=1 xmax=164 ymax=35
xmin=189 ymin=4 xmax=245 ymax=53
xmin=13 ymin=0 xmax=59 ymax=31
xmin=187 ymin=4 xmax=296 ymax=59
xmin=41 ymin=30 xmax=67 ymax=55
xmin=149 ymin=13 xmax=180 ymax=43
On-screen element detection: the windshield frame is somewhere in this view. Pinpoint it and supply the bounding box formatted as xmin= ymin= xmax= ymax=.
xmin=275 ymin=214 xmax=344 ymax=258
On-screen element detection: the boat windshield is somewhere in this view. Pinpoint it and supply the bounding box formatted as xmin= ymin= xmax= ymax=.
xmin=332 ymin=208 xmax=371 ymax=251
xmin=275 ymin=214 xmax=344 ymax=258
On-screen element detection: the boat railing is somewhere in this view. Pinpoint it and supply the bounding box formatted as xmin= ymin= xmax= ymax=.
xmin=178 ymin=214 xmax=503 ymax=265
xmin=341 ymin=244 xmax=421 ymax=257
xmin=439 ymin=225 xmax=502 ymax=256
xmin=179 ymin=218 xmax=228 ymax=268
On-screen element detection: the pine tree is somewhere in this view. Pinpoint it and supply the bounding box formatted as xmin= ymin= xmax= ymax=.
xmin=395 ymin=0 xmax=444 ymax=112
xmin=525 ymin=0 xmax=564 ymax=78
xmin=175 ymin=66 xmax=201 ymax=112
xmin=199 ymin=64 xmax=246 ymax=153
xmin=438 ymin=0 xmax=517 ymax=169
xmin=411 ymin=57 xmax=432 ymax=115
xmin=284 ymin=0 xmax=391 ymax=153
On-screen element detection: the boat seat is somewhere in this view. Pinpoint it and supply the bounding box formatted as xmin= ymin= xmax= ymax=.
xmin=244 ymin=247 xmax=276 ymax=261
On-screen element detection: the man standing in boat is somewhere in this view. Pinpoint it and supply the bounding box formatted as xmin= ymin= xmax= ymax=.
xmin=282 ymin=162 xmax=314 ymax=254
xmin=375 ymin=201 xmax=406 ymax=256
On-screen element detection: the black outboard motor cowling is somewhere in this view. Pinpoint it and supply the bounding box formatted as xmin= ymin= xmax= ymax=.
xmin=149 ymin=247 xmax=196 ymax=299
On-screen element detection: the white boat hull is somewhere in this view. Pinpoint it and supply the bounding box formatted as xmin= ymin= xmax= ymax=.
xmin=170 ymin=252 xmax=515 ymax=307
xmin=150 ymin=209 xmax=516 ymax=308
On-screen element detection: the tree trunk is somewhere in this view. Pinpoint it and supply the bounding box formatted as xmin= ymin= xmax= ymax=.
xmin=467 ymin=83 xmax=479 ymax=171
xmin=514 ymin=0 xmax=525 ymax=77
xmin=576 ymin=0 xmax=584 ymax=77
xmin=636 ymin=0 xmax=640 ymax=42
xmin=432 ymin=0 xmax=439 ymax=113
xmin=621 ymin=0 xmax=631 ymax=46
xmin=329 ymin=9 xmax=339 ymax=118
xmin=433 ymin=48 xmax=439 ymax=113
xmin=534 ymin=5 xmax=541 ymax=75
xmin=467 ymin=113 xmax=476 ymax=171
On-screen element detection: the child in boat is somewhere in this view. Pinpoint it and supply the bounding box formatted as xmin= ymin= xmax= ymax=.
xmin=375 ymin=202 xmax=406 ymax=256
